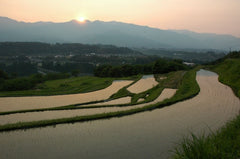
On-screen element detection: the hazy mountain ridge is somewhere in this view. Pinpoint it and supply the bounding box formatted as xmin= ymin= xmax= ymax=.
xmin=1 ymin=17 xmax=240 ymax=50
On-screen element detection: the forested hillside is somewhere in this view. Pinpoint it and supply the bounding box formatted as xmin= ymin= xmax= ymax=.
xmin=0 ymin=42 xmax=141 ymax=56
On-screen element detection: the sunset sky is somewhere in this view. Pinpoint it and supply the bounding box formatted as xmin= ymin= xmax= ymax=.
xmin=1 ymin=0 xmax=240 ymax=37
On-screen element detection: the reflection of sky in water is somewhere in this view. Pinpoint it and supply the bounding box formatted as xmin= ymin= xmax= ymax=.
xmin=197 ymin=69 xmax=218 ymax=76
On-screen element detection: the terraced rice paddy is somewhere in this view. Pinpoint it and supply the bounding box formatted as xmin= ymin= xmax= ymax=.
xmin=0 ymin=88 xmax=176 ymax=125
xmin=0 ymin=70 xmax=239 ymax=159
xmin=0 ymin=80 xmax=132 ymax=112
xmin=127 ymin=75 xmax=158 ymax=93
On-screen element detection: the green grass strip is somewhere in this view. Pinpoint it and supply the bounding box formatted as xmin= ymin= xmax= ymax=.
xmin=110 ymin=75 xmax=142 ymax=99
xmin=210 ymin=58 xmax=240 ymax=97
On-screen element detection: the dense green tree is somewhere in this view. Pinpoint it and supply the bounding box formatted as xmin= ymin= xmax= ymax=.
xmin=0 ymin=72 xmax=71 ymax=91
xmin=0 ymin=42 xmax=141 ymax=56
xmin=71 ymin=70 xmax=80 ymax=77
xmin=94 ymin=58 xmax=189 ymax=77
xmin=1 ymin=62 xmax=37 ymax=76
xmin=153 ymin=59 xmax=167 ymax=74
xmin=0 ymin=69 xmax=8 ymax=79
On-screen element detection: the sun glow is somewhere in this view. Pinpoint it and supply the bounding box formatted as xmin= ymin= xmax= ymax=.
xmin=77 ymin=17 xmax=86 ymax=23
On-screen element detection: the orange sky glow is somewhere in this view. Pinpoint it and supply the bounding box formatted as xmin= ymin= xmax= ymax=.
xmin=0 ymin=0 xmax=240 ymax=37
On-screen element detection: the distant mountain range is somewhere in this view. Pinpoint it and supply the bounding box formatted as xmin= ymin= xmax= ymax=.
xmin=0 ymin=16 xmax=240 ymax=50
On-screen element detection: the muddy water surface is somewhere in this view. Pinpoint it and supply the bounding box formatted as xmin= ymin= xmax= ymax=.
xmin=0 ymin=70 xmax=239 ymax=159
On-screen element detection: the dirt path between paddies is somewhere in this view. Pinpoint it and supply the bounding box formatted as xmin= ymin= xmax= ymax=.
xmin=0 ymin=88 xmax=176 ymax=125
xmin=0 ymin=80 xmax=133 ymax=112
xmin=127 ymin=75 xmax=158 ymax=94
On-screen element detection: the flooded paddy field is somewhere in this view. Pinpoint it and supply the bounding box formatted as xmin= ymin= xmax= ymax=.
xmin=0 ymin=80 xmax=132 ymax=112
xmin=127 ymin=75 xmax=158 ymax=93
xmin=0 ymin=70 xmax=239 ymax=159
xmin=0 ymin=89 xmax=176 ymax=125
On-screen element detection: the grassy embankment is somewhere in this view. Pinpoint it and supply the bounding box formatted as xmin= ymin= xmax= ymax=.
xmin=173 ymin=58 xmax=240 ymax=159
xmin=0 ymin=68 xmax=199 ymax=131
xmin=212 ymin=58 xmax=240 ymax=97
xmin=0 ymin=76 xmax=138 ymax=97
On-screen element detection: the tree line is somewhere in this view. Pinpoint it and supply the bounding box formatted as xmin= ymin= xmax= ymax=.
xmin=0 ymin=42 xmax=141 ymax=56
xmin=0 ymin=62 xmax=38 ymax=77
xmin=42 ymin=62 xmax=94 ymax=74
xmin=0 ymin=58 xmax=189 ymax=91
xmin=94 ymin=58 xmax=189 ymax=77
xmin=209 ymin=51 xmax=240 ymax=65
xmin=0 ymin=70 xmax=70 ymax=91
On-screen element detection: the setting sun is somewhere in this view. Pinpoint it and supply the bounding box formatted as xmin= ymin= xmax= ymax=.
xmin=77 ymin=17 xmax=86 ymax=23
